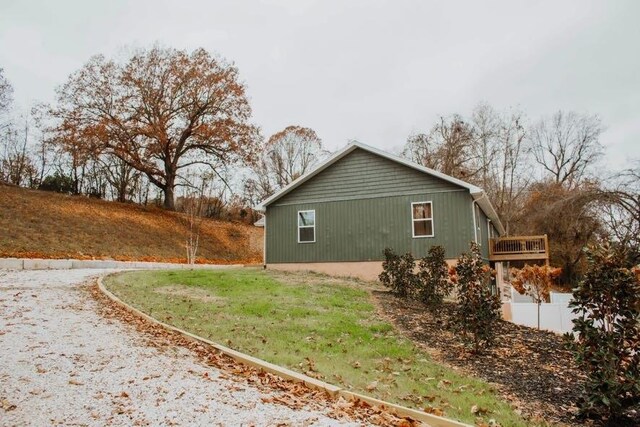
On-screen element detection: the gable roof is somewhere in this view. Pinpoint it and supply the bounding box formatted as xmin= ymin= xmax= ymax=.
xmin=257 ymin=141 xmax=505 ymax=235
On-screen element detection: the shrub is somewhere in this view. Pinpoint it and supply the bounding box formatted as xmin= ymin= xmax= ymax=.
xmin=38 ymin=172 xmax=75 ymax=194
xmin=379 ymin=248 xmax=418 ymax=298
xmin=417 ymin=245 xmax=451 ymax=307
xmin=450 ymin=242 xmax=502 ymax=353
xmin=567 ymin=243 xmax=640 ymax=422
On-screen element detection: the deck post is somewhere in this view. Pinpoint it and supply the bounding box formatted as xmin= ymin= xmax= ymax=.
xmin=544 ymin=234 xmax=549 ymax=266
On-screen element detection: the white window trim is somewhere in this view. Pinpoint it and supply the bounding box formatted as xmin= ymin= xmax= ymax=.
xmin=411 ymin=201 xmax=435 ymax=238
xmin=297 ymin=209 xmax=316 ymax=243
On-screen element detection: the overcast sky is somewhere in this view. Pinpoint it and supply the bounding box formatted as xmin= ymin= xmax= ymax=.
xmin=1 ymin=0 xmax=638 ymax=170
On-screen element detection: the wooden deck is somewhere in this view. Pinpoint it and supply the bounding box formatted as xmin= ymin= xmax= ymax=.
xmin=489 ymin=234 xmax=549 ymax=263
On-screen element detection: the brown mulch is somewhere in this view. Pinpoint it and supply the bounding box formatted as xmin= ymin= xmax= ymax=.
xmin=87 ymin=282 xmax=421 ymax=427
xmin=375 ymin=291 xmax=586 ymax=426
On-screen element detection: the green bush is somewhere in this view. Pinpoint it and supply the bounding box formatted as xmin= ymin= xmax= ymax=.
xmin=417 ymin=245 xmax=451 ymax=307
xmin=38 ymin=172 xmax=75 ymax=194
xmin=567 ymin=243 xmax=640 ymax=423
xmin=450 ymin=242 xmax=501 ymax=353
xmin=379 ymin=248 xmax=418 ymax=298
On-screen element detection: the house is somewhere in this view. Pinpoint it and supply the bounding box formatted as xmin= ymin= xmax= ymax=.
xmin=257 ymin=141 xmax=548 ymax=282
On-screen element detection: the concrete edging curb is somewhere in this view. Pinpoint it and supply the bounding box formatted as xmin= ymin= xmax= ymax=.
xmin=0 ymin=257 xmax=245 ymax=271
xmin=97 ymin=274 xmax=471 ymax=427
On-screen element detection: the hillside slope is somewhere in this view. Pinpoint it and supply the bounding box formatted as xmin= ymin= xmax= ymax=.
xmin=0 ymin=184 xmax=263 ymax=264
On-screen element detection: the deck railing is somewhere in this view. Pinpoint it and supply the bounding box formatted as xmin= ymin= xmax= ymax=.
xmin=489 ymin=235 xmax=549 ymax=261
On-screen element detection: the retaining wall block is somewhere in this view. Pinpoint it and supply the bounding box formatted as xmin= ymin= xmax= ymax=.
xmin=0 ymin=258 xmax=24 ymax=270
xmin=22 ymin=259 xmax=48 ymax=270
xmin=48 ymin=259 xmax=74 ymax=269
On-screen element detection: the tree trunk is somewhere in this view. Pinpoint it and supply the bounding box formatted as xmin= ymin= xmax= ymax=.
xmin=116 ymin=174 xmax=128 ymax=203
xmin=163 ymin=185 xmax=175 ymax=210
xmin=117 ymin=186 xmax=127 ymax=203
xmin=162 ymin=161 xmax=177 ymax=210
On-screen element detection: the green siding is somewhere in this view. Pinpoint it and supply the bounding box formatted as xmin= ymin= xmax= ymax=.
xmin=476 ymin=206 xmax=490 ymax=260
xmin=266 ymin=191 xmax=475 ymax=263
xmin=273 ymin=148 xmax=461 ymax=206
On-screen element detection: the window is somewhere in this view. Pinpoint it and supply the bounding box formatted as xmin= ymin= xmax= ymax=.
xmin=411 ymin=202 xmax=434 ymax=238
xmin=297 ymin=210 xmax=315 ymax=243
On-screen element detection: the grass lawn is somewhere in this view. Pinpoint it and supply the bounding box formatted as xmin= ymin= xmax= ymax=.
xmin=104 ymin=268 xmax=534 ymax=426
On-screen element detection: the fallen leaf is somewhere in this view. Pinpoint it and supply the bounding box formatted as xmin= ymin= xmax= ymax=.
xmin=471 ymin=404 xmax=490 ymax=415
xmin=1 ymin=399 xmax=17 ymax=411
xmin=424 ymin=405 xmax=444 ymax=416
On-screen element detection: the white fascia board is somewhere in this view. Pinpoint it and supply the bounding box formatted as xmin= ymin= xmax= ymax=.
xmin=253 ymin=214 xmax=265 ymax=227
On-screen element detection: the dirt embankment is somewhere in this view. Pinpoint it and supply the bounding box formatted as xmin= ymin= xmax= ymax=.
xmin=0 ymin=184 xmax=263 ymax=264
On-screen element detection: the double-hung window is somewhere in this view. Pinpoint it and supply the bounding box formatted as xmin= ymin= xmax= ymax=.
xmin=411 ymin=201 xmax=434 ymax=238
xmin=297 ymin=210 xmax=316 ymax=243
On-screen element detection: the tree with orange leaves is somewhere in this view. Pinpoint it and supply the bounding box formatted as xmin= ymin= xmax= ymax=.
xmin=46 ymin=47 xmax=259 ymax=210
xmin=511 ymin=264 xmax=562 ymax=329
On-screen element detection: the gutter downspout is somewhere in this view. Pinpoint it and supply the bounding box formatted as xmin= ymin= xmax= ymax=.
xmin=471 ymin=200 xmax=478 ymax=244
xmin=263 ymin=214 xmax=267 ymax=268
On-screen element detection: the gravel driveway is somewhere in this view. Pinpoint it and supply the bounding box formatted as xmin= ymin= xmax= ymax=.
xmin=0 ymin=269 xmax=356 ymax=426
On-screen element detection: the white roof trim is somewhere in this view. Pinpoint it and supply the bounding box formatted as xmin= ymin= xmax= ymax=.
xmin=253 ymin=214 xmax=265 ymax=227
xmin=256 ymin=141 xmax=505 ymax=235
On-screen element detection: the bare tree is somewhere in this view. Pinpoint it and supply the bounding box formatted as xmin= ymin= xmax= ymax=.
xmin=46 ymin=47 xmax=259 ymax=210
xmin=530 ymin=111 xmax=603 ymax=188
xmin=484 ymin=109 xmax=530 ymax=234
xmin=184 ymin=187 xmax=206 ymax=265
xmin=245 ymin=125 xmax=326 ymax=203
xmin=0 ymin=117 xmax=38 ymax=187
xmin=599 ymin=162 xmax=640 ymax=260
xmin=243 ymin=156 xmax=275 ymax=207
xmin=0 ymin=67 xmax=13 ymax=120
xmin=98 ymin=156 xmax=141 ymax=202
xmin=403 ymin=132 xmax=440 ymax=170
xmin=266 ymin=126 xmax=325 ymax=187
xmin=404 ymin=115 xmax=478 ymax=180
xmin=470 ymin=103 xmax=500 ymax=191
